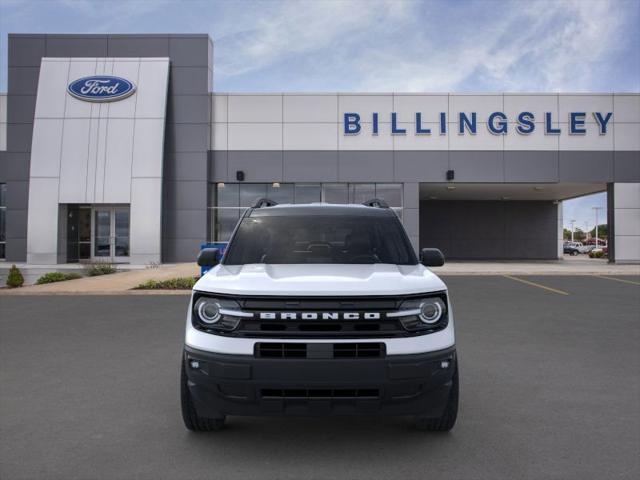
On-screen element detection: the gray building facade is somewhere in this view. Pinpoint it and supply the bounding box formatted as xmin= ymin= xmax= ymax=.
xmin=0 ymin=33 xmax=213 ymax=264
xmin=0 ymin=34 xmax=638 ymax=264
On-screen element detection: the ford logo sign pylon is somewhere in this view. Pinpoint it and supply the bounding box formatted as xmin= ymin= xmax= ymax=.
xmin=67 ymin=76 xmax=136 ymax=102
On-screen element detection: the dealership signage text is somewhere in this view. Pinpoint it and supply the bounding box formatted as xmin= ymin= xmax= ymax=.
xmin=344 ymin=112 xmax=613 ymax=136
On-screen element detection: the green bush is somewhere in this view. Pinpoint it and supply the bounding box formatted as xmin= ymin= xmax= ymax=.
xmin=589 ymin=250 xmax=606 ymax=258
xmin=36 ymin=272 xmax=83 ymax=285
xmin=6 ymin=264 xmax=24 ymax=288
xmin=134 ymin=277 xmax=197 ymax=290
xmin=85 ymin=263 xmax=117 ymax=276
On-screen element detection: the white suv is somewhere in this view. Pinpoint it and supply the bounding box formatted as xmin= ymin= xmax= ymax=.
xmin=181 ymin=199 xmax=458 ymax=431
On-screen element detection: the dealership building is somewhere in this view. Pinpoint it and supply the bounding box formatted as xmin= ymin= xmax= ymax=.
xmin=0 ymin=33 xmax=638 ymax=265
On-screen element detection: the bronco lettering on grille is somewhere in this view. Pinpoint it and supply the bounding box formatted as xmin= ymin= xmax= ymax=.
xmin=258 ymin=312 xmax=381 ymax=320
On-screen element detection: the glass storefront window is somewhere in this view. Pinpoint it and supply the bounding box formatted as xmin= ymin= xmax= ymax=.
xmin=211 ymin=208 xmax=242 ymax=241
xmin=349 ymin=184 xmax=376 ymax=204
xmin=0 ymin=183 xmax=6 ymax=259
xmin=207 ymin=182 xmax=403 ymax=242
xmin=322 ymin=183 xmax=348 ymax=204
xmin=0 ymin=208 xmax=5 ymax=259
xmin=214 ymin=183 xmax=240 ymax=207
xmin=240 ymin=184 xmax=268 ymax=207
xmin=267 ymin=183 xmax=294 ymax=204
xmin=294 ymin=184 xmax=321 ymax=203
xmin=94 ymin=210 xmax=111 ymax=257
xmin=375 ymin=184 xmax=402 ymax=208
xmin=114 ymin=209 xmax=130 ymax=257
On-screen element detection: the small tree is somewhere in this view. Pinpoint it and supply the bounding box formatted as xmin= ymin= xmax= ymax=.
xmin=589 ymin=224 xmax=608 ymax=240
xmin=573 ymin=228 xmax=586 ymax=242
xmin=6 ymin=264 xmax=24 ymax=288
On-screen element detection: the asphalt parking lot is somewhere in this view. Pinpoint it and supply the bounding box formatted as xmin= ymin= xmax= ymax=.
xmin=1 ymin=275 xmax=639 ymax=480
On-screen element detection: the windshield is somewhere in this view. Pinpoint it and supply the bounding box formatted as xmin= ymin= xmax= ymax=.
xmin=223 ymin=214 xmax=417 ymax=265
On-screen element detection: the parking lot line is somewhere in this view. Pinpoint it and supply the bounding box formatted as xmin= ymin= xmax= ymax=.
xmin=502 ymin=275 xmax=570 ymax=295
xmin=593 ymin=275 xmax=640 ymax=286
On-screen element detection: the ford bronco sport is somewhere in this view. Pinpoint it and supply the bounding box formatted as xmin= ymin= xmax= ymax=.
xmin=181 ymin=199 xmax=458 ymax=431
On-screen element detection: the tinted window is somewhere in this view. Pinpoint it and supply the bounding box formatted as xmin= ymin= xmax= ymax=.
xmin=224 ymin=215 xmax=417 ymax=265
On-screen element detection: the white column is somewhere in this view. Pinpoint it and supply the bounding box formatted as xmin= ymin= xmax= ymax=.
xmin=557 ymin=201 xmax=564 ymax=259
xmin=402 ymin=183 xmax=420 ymax=254
xmin=26 ymin=178 xmax=60 ymax=264
xmin=612 ymin=183 xmax=640 ymax=263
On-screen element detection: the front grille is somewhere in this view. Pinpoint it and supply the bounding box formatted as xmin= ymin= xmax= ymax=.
xmin=261 ymin=388 xmax=380 ymax=399
xmin=238 ymin=318 xmax=402 ymax=338
xmin=257 ymin=343 xmax=307 ymax=358
xmin=239 ymin=296 xmax=401 ymax=338
xmin=255 ymin=342 xmax=385 ymax=359
xmin=195 ymin=293 xmax=448 ymax=339
xmin=334 ymin=343 xmax=383 ymax=358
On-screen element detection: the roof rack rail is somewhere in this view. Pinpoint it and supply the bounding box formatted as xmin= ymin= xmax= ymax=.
xmin=252 ymin=198 xmax=279 ymax=208
xmin=362 ymin=198 xmax=389 ymax=209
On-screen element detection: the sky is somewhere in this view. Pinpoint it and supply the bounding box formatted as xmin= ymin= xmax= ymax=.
xmin=1 ymin=0 xmax=638 ymax=229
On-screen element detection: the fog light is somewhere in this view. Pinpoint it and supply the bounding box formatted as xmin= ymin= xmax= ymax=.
xmin=189 ymin=360 xmax=200 ymax=369
xmin=440 ymin=360 xmax=450 ymax=369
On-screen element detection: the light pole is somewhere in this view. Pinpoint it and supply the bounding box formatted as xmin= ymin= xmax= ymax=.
xmin=584 ymin=222 xmax=590 ymax=242
xmin=570 ymin=219 xmax=576 ymax=242
xmin=592 ymin=206 xmax=604 ymax=248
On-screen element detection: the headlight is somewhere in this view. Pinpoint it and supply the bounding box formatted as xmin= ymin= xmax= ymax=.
xmin=195 ymin=297 xmax=221 ymax=324
xmin=419 ymin=298 xmax=445 ymax=324
xmin=390 ymin=294 xmax=448 ymax=332
xmin=191 ymin=294 xmax=247 ymax=332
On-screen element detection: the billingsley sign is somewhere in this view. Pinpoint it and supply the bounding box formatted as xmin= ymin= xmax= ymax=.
xmin=343 ymin=111 xmax=613 ymax=136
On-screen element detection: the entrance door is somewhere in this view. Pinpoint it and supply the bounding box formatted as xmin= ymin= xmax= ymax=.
xmin=92 ymin=206 xmax=130 ymax=263
xmin=66 ymin=205 xmax=92 ymax=262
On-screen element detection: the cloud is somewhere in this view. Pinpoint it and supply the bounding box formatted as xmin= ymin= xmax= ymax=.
xmin=212 ymin=0 xmax=637 ymax=92
xmin=213 ymin=0 xmax=413 ymax=80
xmin=0 ymin=0 xmax=637 ymax=93
xmin=346 ymin=0 xmax=631 ymax=92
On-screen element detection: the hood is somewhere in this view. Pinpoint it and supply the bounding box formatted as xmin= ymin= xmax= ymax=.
xmin=193 ymin=264 xmax=446 ymax=297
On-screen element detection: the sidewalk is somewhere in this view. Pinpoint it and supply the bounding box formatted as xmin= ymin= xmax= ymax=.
xmin=0 ymin=263 xmax=198 ymax=295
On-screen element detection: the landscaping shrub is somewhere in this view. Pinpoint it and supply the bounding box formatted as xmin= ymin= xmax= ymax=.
xmin=36 ymin=272 xmax=83 ymax=285
xmin=134 ymin=277 xmax=197 ymax=290
xmin=85 ymin=262 xmax=117 ymax=276
xmin=6 ymin=264 xmax=24 ymax=288
xmin=589 ymin=250 xmax=605 ymax=259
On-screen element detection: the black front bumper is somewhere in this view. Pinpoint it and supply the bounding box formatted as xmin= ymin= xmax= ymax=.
xmin=184 ymin=345 xmax=457 ymax=418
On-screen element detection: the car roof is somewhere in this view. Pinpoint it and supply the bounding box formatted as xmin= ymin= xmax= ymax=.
xmin=248 ymin=203 xmax=396 ymax=217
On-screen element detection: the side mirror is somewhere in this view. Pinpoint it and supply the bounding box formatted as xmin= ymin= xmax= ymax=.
xmin=421 ymin=248 xmax=445 ymax=267
xmin=197 ymin=248 xmax=220 ymax=267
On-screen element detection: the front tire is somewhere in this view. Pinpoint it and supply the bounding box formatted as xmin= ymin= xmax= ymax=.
xmin=414 ymin=367 xmax=459 ymax=432
xmin=181 ymin=358 xmax=226 ymax=431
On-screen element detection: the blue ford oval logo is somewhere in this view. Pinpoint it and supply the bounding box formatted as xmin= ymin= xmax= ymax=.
xmin=67 ymin=76 xmax=136 ymax=102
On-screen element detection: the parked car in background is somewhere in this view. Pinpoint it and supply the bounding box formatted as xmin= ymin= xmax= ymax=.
xmin=563 ymin=242 xmax=584 ymax=255
xmin=580 ymin=244 xmax=596 ymax=254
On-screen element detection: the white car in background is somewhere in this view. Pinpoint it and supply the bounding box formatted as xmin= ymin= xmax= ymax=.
xmin=564 ymin=242 xmax=590 ymax=254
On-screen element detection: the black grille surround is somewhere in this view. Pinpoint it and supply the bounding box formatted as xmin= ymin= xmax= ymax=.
xmin=192 ymin=292 xmax=448 ymax=338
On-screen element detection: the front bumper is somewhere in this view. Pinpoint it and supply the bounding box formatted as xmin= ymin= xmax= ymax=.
xmin=184 ymin=345 xmax=457 ymax=418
